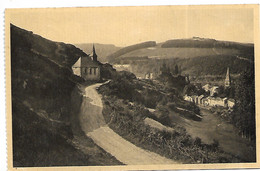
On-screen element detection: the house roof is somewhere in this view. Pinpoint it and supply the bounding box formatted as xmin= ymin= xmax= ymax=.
xmin=216 ymin=97 xmax=222 ymax=100
xmin=191 ymin=95 xmax=198 ymax=99
xmin=211 ymin=86 xmax=219 ymax=90
xmin=72 ymin=57 xmax=81 ymax=68
xmin=207 ymin=97 xmax=222 ymax=100
xmin=72 ymin=56 xmax=99 ymax=68
xmin=82 ymin=56 xmax=99 ymax=67
xmin=199 ymin=95 xmax=204 ymax=98
xmin=202 ymin=84 xmax=211 ymax=88
xmin=228 ymin=99 xmax=235 ymax=102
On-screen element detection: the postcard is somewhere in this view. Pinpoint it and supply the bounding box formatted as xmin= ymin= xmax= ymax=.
xmin=5 ymin=4 xmax=260 ymax=170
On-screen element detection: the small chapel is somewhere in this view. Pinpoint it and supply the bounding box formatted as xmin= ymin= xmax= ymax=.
xmin=72 ymin=45 xmax=100 ymax=81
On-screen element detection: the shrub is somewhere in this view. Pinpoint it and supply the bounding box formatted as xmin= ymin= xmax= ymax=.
xmin=100 ymin=93 xmax=238 ymax=163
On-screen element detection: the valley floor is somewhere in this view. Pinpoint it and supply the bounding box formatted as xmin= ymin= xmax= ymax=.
xmin=170 ymin=107 xmax=256 ymax=162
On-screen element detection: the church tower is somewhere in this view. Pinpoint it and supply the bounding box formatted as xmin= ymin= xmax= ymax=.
xmin=92 ymin=44 xmax=98 ymax=62
xmin=225 ymin=67 xmax=231 ymax=88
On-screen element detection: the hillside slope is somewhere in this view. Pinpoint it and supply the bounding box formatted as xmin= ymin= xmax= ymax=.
xmin=107 ymin=41 xmax=156 ymax=62
xmin=109 ymin=38 xmax=253 ymax=80
xmin=10 ymin=24 xmax=119 ymax=166
xmin=109 ymin=38 xmax=254 ymax=63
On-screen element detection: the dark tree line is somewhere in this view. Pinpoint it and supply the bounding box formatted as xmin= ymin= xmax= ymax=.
xmin=232 ymin=66 xmax=255 ymax=141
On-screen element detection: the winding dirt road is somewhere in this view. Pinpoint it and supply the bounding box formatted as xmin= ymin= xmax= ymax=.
xmin=79 ymin=82 xmax=178 ymax=165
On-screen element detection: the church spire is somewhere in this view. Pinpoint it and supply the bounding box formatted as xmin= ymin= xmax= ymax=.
xmin=225 ymin=67 xmax=231 ymax=87
xmin=92 ymin=44 xmax=97 ymax=62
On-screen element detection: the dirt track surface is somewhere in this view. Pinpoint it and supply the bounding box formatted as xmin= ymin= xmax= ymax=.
xmin=80 ymin=82 xmax=178 ymax=165
xmin=87 ymin=126 xmax=177 ymax=165
xmin=79 ymin=83 xmax=106 ymax=133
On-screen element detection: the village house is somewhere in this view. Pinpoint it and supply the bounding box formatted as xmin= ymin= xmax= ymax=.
xmin=184 ymin=95 xmax=204 ymax=105
xmin=202 ymin=84 xmax=219 ymax=97
xmin=207 ymin=97 xmax=228 ymax=107
xmin=202 ymin=84 xmax=211 ymax=92
xmin=227 ymin=99 xmax=235 ymax=109
xmin=183 ymin=68 xmax=236 ymax=109
xmin=198 ymin=95 xmax=204 ymax=105
xmin=183 ymin=94 xmax=235 ymax=108
xmin=202 ymin=98 xmax=209 ymax=106
xmin=210 ymin=86 xmax=219 ymax=96
xmin=113 ymin=64 xmax=132 ymax=72
xmin=183 ymin=95 xmax=193 ymax=102
xmin=192 ymin=95 xmax=199 ymax=104
xmin=72 ymin=45 xmax=100 ymax=81
xmin=145 ymin=72 xmax=154 ymax=79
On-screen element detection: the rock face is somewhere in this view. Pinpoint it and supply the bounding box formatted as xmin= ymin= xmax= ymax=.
xmin=10 ymin=24 xmax=91 ymax=166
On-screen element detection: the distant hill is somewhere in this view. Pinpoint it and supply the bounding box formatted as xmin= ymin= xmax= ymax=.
xmin=124 ymin=54 xmax=253 ymax=80
xmin=109 ymin=38 xmax=254 ymax=81
xmin=161 ymin=37 xmax=253 ymax=49
xmin=176 ymin=55 xmax=253 ymax=76
xmin=107 ymin=41 xmax=156 ymax=63
xmin=75 ymin=43 xmax=121 ymax=62
xmin=109 ymin=38 xmax=254 ymax=63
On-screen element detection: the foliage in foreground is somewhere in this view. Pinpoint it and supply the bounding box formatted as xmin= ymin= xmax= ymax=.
xmin=98 ymin=72 xmax=242 ymax=163
xmin=99 ymin=95 xmax=241 ymax=164
xmin=232 ymin=66 xmax=255 ymax=140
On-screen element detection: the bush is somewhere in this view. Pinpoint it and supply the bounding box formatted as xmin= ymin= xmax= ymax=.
xmin=100 ymin=93 xmax=239 ymax=163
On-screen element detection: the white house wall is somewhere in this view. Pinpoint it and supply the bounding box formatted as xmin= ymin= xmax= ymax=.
xmin=81 ymin=67 xmax=100 ymax=81
xmin=72 ymin=67 xmax=81 ymax=77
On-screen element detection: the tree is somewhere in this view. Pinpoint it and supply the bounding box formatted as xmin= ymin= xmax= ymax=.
xmin=218 ymin=85 xmax=226 ymax=98
xmin=224 ymin=86 xmax=235 ymax=98
xmin=183 ymin=84 xmax=197 ymax=96
xmin=161 ymin=61 xmax=168 ymax=74
xmin=197 ymin=87 xmax=206 ymax=96
xmin=167 ymin=66 xmax=171 ymax=74
xmin=174 ymin=64 xmax=179 ymax=75
xmin=232 ymin=66 xmax=255 ymax=141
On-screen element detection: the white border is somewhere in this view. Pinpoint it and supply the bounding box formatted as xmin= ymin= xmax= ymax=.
xmin=1 ymin=0 xmax=260 ymax=8
xmin=1 ymin=1 xmax=260 ymax=171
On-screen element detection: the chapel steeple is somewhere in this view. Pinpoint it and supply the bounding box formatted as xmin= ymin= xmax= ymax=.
xmin=225 ymin=67 xmax=231 ymax=88
xmin=92 ymin=44 xmax=98 ymax=62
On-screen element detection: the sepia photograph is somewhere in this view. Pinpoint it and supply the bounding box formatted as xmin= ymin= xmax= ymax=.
xmin=5 ymin=4 xmax=260 ymax=170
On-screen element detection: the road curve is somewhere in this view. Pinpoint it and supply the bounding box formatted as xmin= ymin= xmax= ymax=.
xmin=79 ymin=82 xmax=178 ymax=165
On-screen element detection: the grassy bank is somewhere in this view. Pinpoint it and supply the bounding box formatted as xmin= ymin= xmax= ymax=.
xmin=12 ymin=98 xmax=90 ymax=167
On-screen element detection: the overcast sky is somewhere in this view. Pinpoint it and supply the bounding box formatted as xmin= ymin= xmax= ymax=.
xmin=9 ymin=5 xmax=254 ymax=46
